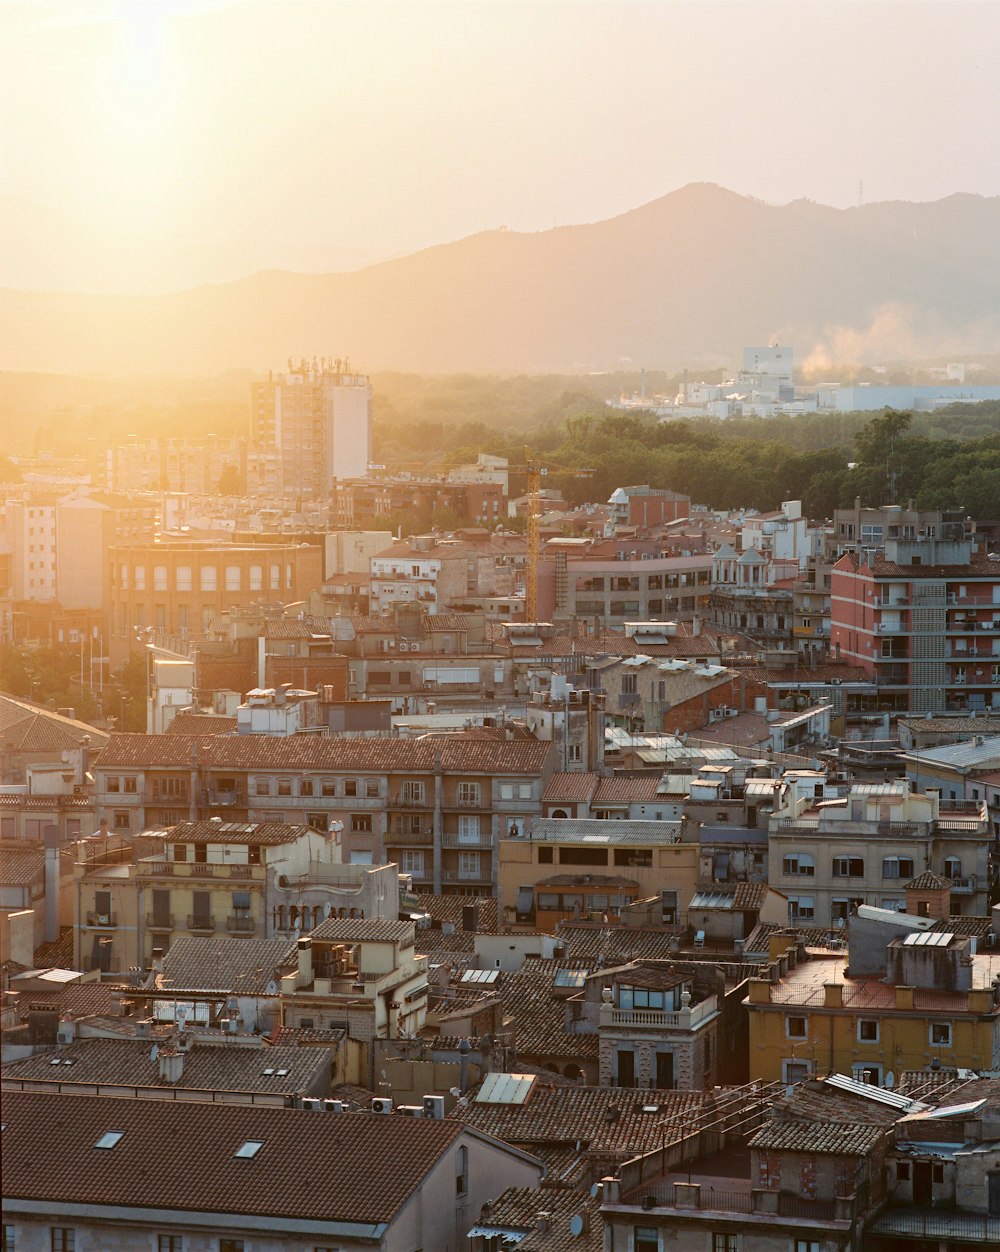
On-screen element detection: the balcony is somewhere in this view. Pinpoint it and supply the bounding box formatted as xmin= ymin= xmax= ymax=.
xmin=601 ymin=996 xmax=718 ymax=1031
xmin=84 ymin=912 xmax=118 ymax=928
xmin=204 ymin=788 xmax=247 ymax=808
xmin=390 ymin=792 xmax=431 ymax=810
xmin=385 ymin=830 xmax=433 ymax=846
xmin=187 ymin=915 xmax=216 ymax=932
xmin=442 ymin=833 xmax=494 ymax=849
xmin=949 ymin=875 xmax=977 ymax=893
xmin=226 ymin=914 xmax=256 ymax=933
xmin=146 ymin=914 xmax=175 ymax=930
xmin=441 ymin=868 xmax=491 ymax=884
xmin=139 ymin=860 xmax=263 ymax=880
xmin=869 ymin=1207 xmax=1000 ymax=1240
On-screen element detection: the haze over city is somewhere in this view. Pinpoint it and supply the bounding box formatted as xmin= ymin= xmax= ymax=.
xmin=2 ymin=0 xmax=998 ymax=296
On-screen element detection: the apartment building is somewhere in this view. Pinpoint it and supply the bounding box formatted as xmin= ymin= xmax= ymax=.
xmin=830 ymin=531 xmax=1000 ymax=715
xmin=770 ymin=780 xmax=992 ymax=927
xmin=369 ymin=532 xmax=523 ymax=616
xmin=498 ymin=817 xmax=697 ymax=929
xmin=539 ymin=544 xmax=712 ymax=627
xmin=92 ymin=732 xmax=554 ymax=890
xmin=249 ymin=359 xmax=372 ymax=497
xmin=73 ymin=819 xmax=331 ymax=970
xmin=746 ymin=909 xmax=1000 ymax=1086
xmin=607 ymin=485 xmax=690 ymax=530
xmin=105 ymin=434 xmax=243 ymax=494
xmin=107 ymin=537 xmax=324 ymax=650
xmin=832 ymin=498 xmax=972 ymax=560
xmin=333 ymin=475 xmax=506 ymax=528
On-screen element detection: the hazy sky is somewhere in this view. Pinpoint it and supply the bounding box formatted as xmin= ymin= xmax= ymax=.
xmin=2 ymin=0 xmax=998 ymax=293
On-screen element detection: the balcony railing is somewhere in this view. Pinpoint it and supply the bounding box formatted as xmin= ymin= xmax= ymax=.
xmin=385 ymin=830 xmax=433 ymax=846
xmin=390 ymin=793 xmax=431 ymax=809
xmin=140 ymin=860 xmax=262 ymax=879
xmin=187 ymin=915 xmax=216 ymax=932
xmin=226 ymin=914 xmax=256 ymax=933
xmin=146 ymin=914 xmax=175 ymax=930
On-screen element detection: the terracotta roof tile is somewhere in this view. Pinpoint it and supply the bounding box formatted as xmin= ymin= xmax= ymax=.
xmin=543 ymin=773 xmax=600 ymax=804
xmin=160 ymin=936 xmax=297 ymax=993
xmin=0 ymin=845 xmax=45 ymax=886
xmin=1 ymin=1038 xmax=331 ymax=1095
xmin=310 ymin=917 xmax=415 ymax=945
xmin=97 ymin=733 xmax=553 ymax=775
xmin=749 ymin=1120 xmax=886 ymax=1155
xmin=1 ymin=1090 xmax=468 ymax=1225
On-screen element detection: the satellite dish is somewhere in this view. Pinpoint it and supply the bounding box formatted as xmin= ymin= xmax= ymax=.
xmin=570 ymin=1213 xmax=586 ymax=1236
xmin=150 ymin=1044 xmax=158 ymax=1061
xmin=885 ymin=1071 xmax=895 ymax=1088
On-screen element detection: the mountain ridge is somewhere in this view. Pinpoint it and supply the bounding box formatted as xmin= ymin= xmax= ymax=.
xmin=2 ymin=183 xmax=997 ymax=375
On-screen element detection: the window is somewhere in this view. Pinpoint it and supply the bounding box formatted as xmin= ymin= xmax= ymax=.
xmin=225 ymin=565 xmax=241 ymax=592
xmin=832 ymin=856 xmax=864 ymax=878
xmin=457 ymin=815 xmax=480 ymax=842
xmin=277 ymin=779 xmax=292 ymax=796
xmin=351 ymin=814 xmax=372 ymax=833
xmin=782 ymin=853 xmax=814 ymax=877
xmin=200 ymin=565 xmax=217 ymax=592
xmin=400 ymin=850 xmax=425 ymax=874
xmin=929 ymin=1022 xmax=952 ymax=1047
xmin=634 ymin=1228 xmax=658 ymax=1252
xmin=176 ymin=565 xmax=192 ymax=591
xmin=250 ymin=564 xmax=263 ymax=591
xmin=154 ymin=564 xmax=167 ymax=591
xmin=113 ymin=810 xmax=130 ymax=830
xmin=795 ymin=1243 xmax=820 ymax=1252
xmin=882 ymin=857 xmax=914 ymax=880
xmin=135 ymin=563 xmax=146 ymax=590
xmin=944 ymin=856 xmax=962 ymax=879
xmin=500 ymin=784 xmax=514 ymax=800
xmin=622 ymin=673 xmax=638 ymax=695
xmin=50 ymin=1233 xmax=75 ymax=1252
xmin=344 ymin=779 xmax=358 ymax=797
xmin=568 ymin=743 xmax=582 ymax=762
xmin=157 ymin=1237 xmax=183 ymax=1252
xmin=896 ymin=1161 xmax=911 ymax=1181
xmin=2 ymin=1225 xmax=13 ymax=1251
xmin=787 ymin=896 xmax=814 ymax=921
xmin=458 ymin=851 xmax=481 ymax=877
xmin=457 ymin=781 xmax=481 ymax=805
xmin=123 ymin=776 xmax=137 ymax=793
xmin=306 ymin=813 xmax=326 ymax=832
xmin=858 ymin=1019 xmax=879 ymax=1043
xmin=518 ymin=784 xmax=531 ymax=799
xmin=785 ymin=1015 xmax=807 ymax=1040
xmin=300 ymin=779 xmax=314 ymax=796
xmin=94 ymin=1130 xmax=124 ymax=1149
xmin=456 ymin=1144 xmax=468 ymax=1195
xmin=233 ymin=1140 xmax=263 ymax=1159
xmin=401 ymin=780 xmax=425 ymax=803
xmin=107 ymin=776 xmax=121 ymax=792
xmin=712 ymin=1237 xmax=737 ymax=1252
xmin=255 ymin=779 xmax=270 ymax=796
xmin=365 ymin=780 xmax=379 ymax=798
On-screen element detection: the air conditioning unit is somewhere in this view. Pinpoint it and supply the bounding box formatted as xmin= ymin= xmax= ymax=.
xmin=397 ymin=1105 xmax=425 ymax=1117
xmin=323 ymin=1099 xmax=344 ymax=1114
xmin=96 ymin=914 xmax=110 ymax=925
xmin=398 ymin=641 xmax=409 ymax=652
xmin=302 ymin=1097 xmax=324 ymax=1111
xmin=371 ymin=1097 xmax=393 ymax=1114
xmin=725 ymin=708 xmax=739 ymax=719
xmin=73 ymin=784 xmax=85 ymax=797
xmin=422 ymin=1095 xmax=445 ymax=1120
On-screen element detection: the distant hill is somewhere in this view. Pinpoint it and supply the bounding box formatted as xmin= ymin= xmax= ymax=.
xmin=1 ymin=184 xmax=997 ymax=376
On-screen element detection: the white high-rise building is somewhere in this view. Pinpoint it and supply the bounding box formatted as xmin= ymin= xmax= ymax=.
xmin=249 ymin=357 xmax=372 ymax=498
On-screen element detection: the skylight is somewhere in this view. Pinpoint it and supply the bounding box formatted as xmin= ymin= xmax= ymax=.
xmin=234 ymin=1139 xmax=264 ymax=1159
xmin=94 ymin=1131 xmax=124 ymax=1150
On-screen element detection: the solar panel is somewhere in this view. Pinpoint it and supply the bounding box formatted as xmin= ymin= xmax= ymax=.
xmin=475 ymin=1072 xmax=537 ymax=1105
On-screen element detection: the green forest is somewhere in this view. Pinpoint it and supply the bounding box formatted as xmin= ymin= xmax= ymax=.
xmin=4 ymin=366 xmax=1000 ymax=520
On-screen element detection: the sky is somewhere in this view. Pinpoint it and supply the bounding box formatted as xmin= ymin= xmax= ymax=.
xmin=2 ymin=0 xmax=998 ymax=294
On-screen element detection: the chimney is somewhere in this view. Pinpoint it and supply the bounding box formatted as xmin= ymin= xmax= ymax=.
xmin=297 ymin=936 xmax=313 ymax=987
xmin=824 ymin=984 xmax=843 ymax=1008
xmin=158 ymin=1047 xmax=185 ymax=1084
xmin=43 ymin=824 xmax=60 ymax=943
xmin=895 ymin=986 xmax=915 ymax=1010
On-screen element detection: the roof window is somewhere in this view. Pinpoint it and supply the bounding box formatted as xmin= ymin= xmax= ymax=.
xmin=95 ymin=1131 xmax=125 ymax=1150
xmin=234 ymin=1139 xmax=264 ymax=1159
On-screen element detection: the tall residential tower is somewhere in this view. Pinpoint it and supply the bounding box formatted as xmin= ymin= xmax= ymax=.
xmin=249 ymin=357 xmax=372 ymax=498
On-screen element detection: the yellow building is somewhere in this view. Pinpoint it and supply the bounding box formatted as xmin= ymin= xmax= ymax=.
xmin=747 ymin=927 xmax=1000 ymax=1086
xmin=497 ymin=817 xmax=700 ymax=929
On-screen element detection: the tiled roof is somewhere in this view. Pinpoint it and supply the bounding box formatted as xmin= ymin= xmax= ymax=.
xmin=163 ymin=820 xmax=315 ymax=846
xmin=166 ymin=713 xmax=237 ymax=734
xmin=454 ymin=1078 xmax=716 ymax=1160
xmin=96 ymin=732 xmax=553 ymax=775
xmin=32 ymin=927 xmax=75 ymax=970
xmin=476 ymin=1186 xmax=602 ymax=1252
xmin=0 ymin=693 xmax=110 ymax=753
xmin=748 ymin=1120 xmax=886 ymax=1156
xmin=905 ymin=870 xmax=952 ymax=891
xmin=500 ymin=959 xmax=599 ymax=1065
xmin=543 ymin=773 xmax=600 ymax=804
xmin=537 ymin=874 xmax=638 ymax=889
xmin=0 ymin=845 xmax=45 ymax=886
xmin=525 ymin=818 xmax=682 ymax=846
xmin=415 ymin=895 xmax=500 ymax=932
xmin=0 ymin=1038 xmax=330 ymax=1095
xmin=554 ymin=925 xmax=680 ymax=964
xmin=592 ymin=775 xmax=664 ymax=805
xmin=310 ymin=917 xmax=415 ymax=945
xmin=10 ymin=981 xmax=124 ymax=1021
xmin=930 ymin=915 xmax=993 ymax=938
xmin=1 ymin=1090 xmax=468 ymax=1225
xmin=160 ymin=936 xmax=297 ymax=993
xmin=871 ymin=556 xmax=1000 ymax=578
xmin=899 ymin=716 xmax=1000 ymax=734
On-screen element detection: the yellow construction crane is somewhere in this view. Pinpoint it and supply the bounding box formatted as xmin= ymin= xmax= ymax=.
xmin=522 ymin=448 xmax=594 ymax=622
